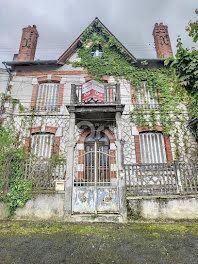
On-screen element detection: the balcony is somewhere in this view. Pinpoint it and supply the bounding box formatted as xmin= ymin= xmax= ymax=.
xmin=66 ymin=83 xmax=124 ymax=122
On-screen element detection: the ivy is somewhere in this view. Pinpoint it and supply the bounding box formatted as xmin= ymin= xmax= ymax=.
xmin=67 ymin=18 xmax=196 ymax=137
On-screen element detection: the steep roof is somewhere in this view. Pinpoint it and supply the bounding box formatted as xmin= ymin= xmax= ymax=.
xmin=58 ymin=17 xmax=137 ymax=64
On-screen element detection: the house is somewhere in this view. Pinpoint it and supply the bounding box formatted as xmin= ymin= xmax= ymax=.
xmin=1 ymin=18 xmax=198 ymax=221
xmin=0 ymin=68 xmax=9 ymax=117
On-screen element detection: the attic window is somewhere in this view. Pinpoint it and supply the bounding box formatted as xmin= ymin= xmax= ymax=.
xmin=91 ymin=44 xmax=102 ymax=58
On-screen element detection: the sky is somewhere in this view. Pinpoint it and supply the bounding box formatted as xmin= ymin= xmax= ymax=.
xmin=0 ymin=0 xmax=198 ymax=66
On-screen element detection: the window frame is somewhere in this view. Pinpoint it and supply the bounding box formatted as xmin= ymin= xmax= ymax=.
xmin=139 ymin=131 xmax=167 ymax=164
xmin=31 ymin=132 xmax=55 ymax=158
xmin=35 ymin=82 xmax=60 ymax=112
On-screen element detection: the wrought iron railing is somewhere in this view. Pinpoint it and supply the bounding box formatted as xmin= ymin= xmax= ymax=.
xmin=124 ymin=162 xmax=198 ymax=196
xmin=24 ymin=159 xmax=66 ymax=190
xmin=133 ymin=103 xmax=161 ymax=109
xmin=31 ymin=105 xmax=60 ymax=112
xmin=70 ymin=84 xmax=121 ymax=104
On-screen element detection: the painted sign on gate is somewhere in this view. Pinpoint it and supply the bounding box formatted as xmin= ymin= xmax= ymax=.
xmin=82 ymin=80 xmax=105 ymax=102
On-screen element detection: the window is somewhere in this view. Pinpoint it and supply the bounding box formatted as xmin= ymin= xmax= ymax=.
xmin=35 ymin=83 xmax=59 ymax=111
xmin=135 ymin=82 xmax=159 ymax=108
xmin=31 ymin=133 xmax=54 ymax=158
xmin=139 ymin=132 xmax=166 ymax=163
xmin=91 ymin=45 xmax=102 ymax=58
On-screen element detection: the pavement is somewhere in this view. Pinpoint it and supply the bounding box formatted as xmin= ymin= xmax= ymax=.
xmin=0 ymin=221 xmax=198 ymax=264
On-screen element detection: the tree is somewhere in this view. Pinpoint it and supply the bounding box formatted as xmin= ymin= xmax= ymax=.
xmin=165 ymin=9 xmax=198 ymax=118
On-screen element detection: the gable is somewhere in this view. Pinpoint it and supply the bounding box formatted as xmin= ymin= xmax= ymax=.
xmin=58 ymin=17 xmax=136 ymax=64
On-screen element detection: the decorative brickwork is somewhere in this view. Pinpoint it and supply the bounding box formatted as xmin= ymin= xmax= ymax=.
xmin=30 ymin=126 xmax=41 ymax=134
xmin=53 ymin=136 xmax=60 ymax=154
xmin=138 ymin=125 xmax=163 ymax=133
xmin=130 ymin=84 xmax=136 ymax=104
xmin=153 ymin=23 xmax=173 ymax=59
xmin=16 ymin=70 xmax=88 ymax=76
xmin=25 ymin=137 xmax=31 ymax=152
xmin=45 ymin=126 xmax=57 ymax=134
xmin=134 ymin=135 xmax=141 ymax=163
xmin=30 ymin=84 xmax=39 ymax=107
xmin=17 ymin=25 xmax=39 ymax=61
xmin=164 ymin=135 xmax=173 ymax=163
xmin=58 ymin=84 xmax=64 ymax=106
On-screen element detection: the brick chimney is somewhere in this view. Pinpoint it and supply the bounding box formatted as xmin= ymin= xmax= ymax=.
xmin=17 ymin=25 xmax=39 ymax=61
xmin=153 ymin=23 xmax=173 ymax=59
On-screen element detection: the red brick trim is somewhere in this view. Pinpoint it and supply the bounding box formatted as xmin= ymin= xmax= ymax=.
xmin=78 ymin=128 xmax=116 ymax=144
xmin=16 ymin=70 xmax=88 ymax=76
xmin=84 ymin=75 xmax=110 ymax=83
xmin=30 ymin=126 xmax=41 ymax=134
xmin=137 ymin=125 xmax=164 ymax=133
xmin=110 ymin=150 xmax=116 ymax=164
xmin=134 ymin=135 xmax=141 ymax=163
xmin=53 ymin=136 xmax=60 ymax=154
xmin=58 ymin=83 xmax=64 ymax=106
xmin=164 ymin=135 xmax=173 ymax=163
xmin=45 ymin=126 xmax=57 ymax=134
xmin=78 ymin=171 xmax=84 ymax=179
xmin=84 ymin=76 xmax=95 ymax=82
xmin=25 ymin=137 xmax=31 ymax=152
xmin=37 ymin=75 xmax=62 ymax=84
xmin=130 ymin=84 xmax=136 ymax=104
xmin=30 ymin=84 xmax=39 ymax=107
xmin=110 ymin=171 xmax=116 ymax=178
xmin=78 ymin=128 xmax=92 ymax=143
xmin=78 ymin=150 xmax=85 ymax=164
xmin=103 ymin=129 xmax=116 ymax=143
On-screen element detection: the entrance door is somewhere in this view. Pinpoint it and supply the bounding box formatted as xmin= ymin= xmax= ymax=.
xmin=72 ymin=132 xmax=119 ymax=214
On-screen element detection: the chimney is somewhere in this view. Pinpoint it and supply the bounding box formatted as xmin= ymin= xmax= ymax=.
xmin=17 ymin=25 xmax=39 ymax=61
xmin=153 ymin=23 xmax=173 ymax=59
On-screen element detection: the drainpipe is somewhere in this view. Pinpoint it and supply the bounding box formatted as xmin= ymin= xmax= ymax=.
xmin=0 ymin=62 xmax=11 ymax=119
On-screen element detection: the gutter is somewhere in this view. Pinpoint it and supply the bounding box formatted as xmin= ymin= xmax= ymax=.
xmin=3 ymin=60 xmax=59 ymax=67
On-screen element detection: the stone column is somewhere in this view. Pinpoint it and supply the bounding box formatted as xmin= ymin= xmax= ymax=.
xmin=64 ymin=112 xmax=76 ymax=215
xmin=116 ymin=111 xmax=127 ymax=222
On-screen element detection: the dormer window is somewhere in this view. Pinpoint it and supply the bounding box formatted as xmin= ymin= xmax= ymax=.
xmin=91 ymin=44 xmax=102 ymax=58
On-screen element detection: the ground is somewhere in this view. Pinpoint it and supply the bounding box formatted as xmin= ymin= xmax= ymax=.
xmin=0 ymin=221 xmax=198 ymax=264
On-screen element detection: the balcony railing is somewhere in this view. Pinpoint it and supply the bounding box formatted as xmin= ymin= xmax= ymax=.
xmin=31 ymin=105 xmax=60 ymax=112
xmin=133 ymin=103 xmax=161 ymax=109
xmin=124 ymin=162 xmax=198 ymax=196
xmin=70 ymin=84 xmax=121 ymax=104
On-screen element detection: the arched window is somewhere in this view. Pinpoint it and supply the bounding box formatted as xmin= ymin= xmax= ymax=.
xmin=91 ymin=44 xmax=102 ymax=58
xmin=139 ymin=132 xmax=166 ymax=163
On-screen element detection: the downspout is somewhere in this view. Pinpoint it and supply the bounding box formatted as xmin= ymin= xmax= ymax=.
xmin=0 ymin=62 xmax=11 ymax=119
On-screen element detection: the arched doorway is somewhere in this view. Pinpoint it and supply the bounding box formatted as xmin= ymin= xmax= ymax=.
xmin=72 ymin=128 xmax=120 ymax=214
xmin=85 ymin=131 xmax=110 ymax=183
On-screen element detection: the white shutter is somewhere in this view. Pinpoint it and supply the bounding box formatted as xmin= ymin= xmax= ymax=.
xmin=139 ymin=132 xmax=166 ymax=163
xmin=31 ymin=134 xmax=54 ymax=158
xmin=36 ymin=83 xmax=59 ymax=111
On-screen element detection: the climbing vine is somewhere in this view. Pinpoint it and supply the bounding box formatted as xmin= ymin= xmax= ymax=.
xmin=67 ymin=18 xmax=197 ymax=138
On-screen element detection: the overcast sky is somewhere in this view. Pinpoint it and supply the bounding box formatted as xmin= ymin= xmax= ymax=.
xmin=0 ymin=0 xmax=198 ymax=66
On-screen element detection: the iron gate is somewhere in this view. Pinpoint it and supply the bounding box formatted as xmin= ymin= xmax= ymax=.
xmin=72 ymin=142 xmax=119 ymax=214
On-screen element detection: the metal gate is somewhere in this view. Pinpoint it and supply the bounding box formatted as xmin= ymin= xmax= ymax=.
xmin=72 ymin=142 xmax=119 ymax=214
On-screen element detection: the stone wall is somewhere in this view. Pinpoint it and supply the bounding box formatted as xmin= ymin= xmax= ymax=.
xmin=127 ymin=195 xmax=198 ymax=220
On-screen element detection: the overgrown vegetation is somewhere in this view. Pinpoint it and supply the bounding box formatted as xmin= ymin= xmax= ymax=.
xmin=0 ymin=126 xmax=32 ymax=215
xmin=67 ymin=18 xmax=197 ymax=159
xmin=166 ymin=9 xmax=198 ymax=118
